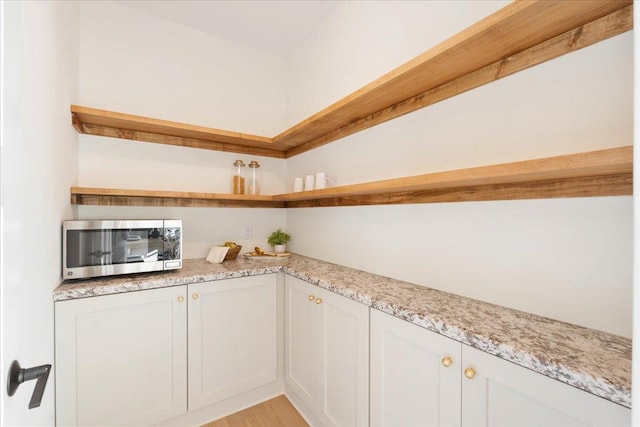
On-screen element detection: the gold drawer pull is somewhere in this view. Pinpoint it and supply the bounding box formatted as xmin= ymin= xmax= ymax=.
xmin=177 ymin=296 xmax=184 ymax=303
xmin=441 ymin=357 xmax=453 ymax=367
xmin=315 ymin=298 xmax=323 ymax=304
xmin=192 ymin=293 xmax=199 ymax=300
xmin=308 ymin=295 xmax=315 ymax=301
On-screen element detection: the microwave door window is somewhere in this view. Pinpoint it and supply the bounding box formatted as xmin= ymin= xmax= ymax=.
xmin=66 ymin=230 xmax=115 ymax=267
xmin=146 ymin=229 xmax=164 ymax=261
xmin=124 ymin=229 xmax=159 ymax=263
xmin=67 ymin=229 xmax=161 ymax=268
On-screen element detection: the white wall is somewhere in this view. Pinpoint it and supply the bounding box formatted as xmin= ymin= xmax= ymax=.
xmin=287 ymin=198 xmax=632 ymax=336
xmin=1 ymin=1 xmax=79 ymax=424
xmin=285 ymin=3 xmax=633 ymax=337
xmin=78 ymin=1 xmax=288 ymax=136
xmin=286 ymin=13 xmax=632 ymax=185
xmin=76 ymin=1 xmax=289 ymax=255
xmin=78 ymin=135 xmax=286 ymax=195
xmin=285 ymin=0 xmax=509 ymax=126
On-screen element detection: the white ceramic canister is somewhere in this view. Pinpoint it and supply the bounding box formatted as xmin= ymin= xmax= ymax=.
xmin=304 ymin=175 xmax=315 ymax=191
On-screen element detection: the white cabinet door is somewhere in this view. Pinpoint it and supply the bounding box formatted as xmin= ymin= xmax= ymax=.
xmin=188 ymin=274 xmax=277 ymax=411
xmin=55 ymin=286 xmax=188 ymax=426
xmin=285 ymin=276 xmax=369 ymax=427
xmin=285 ymin=275 xmax=323 ymax=414
xmin=319 ymin=285 xmax=369 ymax=427
xmin=461 ymin=345 xmax=630 ymax=427
xmin=370 ymin=309 xmax=462 ymax=427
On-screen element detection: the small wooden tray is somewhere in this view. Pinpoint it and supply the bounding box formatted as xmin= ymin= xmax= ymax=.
xmin=244 ymin=251 xmax=291 ymax=259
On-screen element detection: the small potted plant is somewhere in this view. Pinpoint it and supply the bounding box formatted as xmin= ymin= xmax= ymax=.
xmin=267 ymin=228 xmax=291 ymax=253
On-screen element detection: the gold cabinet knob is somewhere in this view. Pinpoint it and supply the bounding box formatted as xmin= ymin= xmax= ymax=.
xmin=441 ymin=357 xmax=453 ymax=367
xmin=315 ymin=298 xmax=323 ymax=304
xmin=464 ymin=367 xmax=476 ymax=379
xmin=192 ymin=293 xmax=199 ymax=300
xmin=308 ymin=295 xmax=316 ymax=301
xmin=177 ymin=296 xmax=184 ymax=303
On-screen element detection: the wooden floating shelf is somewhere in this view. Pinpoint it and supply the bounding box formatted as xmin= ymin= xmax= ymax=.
xmin=275 ymin=1 xmax=633 ymax=156
xmin=70 ymin=188 xmax=285 ymax=209
xmin=71 ymin=146 xmax=633 ymax=208
xmin=71 ymin=106 xmax=289 ymax=159
xmin=70 ymin=1 xmax=633 ymax=159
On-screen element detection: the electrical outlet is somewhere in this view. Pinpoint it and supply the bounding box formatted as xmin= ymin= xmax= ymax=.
xmin=244 ymin=225 xmax=253 ymax=240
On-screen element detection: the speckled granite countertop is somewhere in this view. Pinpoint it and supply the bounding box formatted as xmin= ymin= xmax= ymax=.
xmin=54 ymin=255 xmax=632 ymax=408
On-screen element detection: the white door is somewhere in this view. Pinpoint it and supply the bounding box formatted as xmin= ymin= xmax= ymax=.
xmin=55 ymin=287 xmax=188 ymax=426
xmin=370 ymin=309 xmax=462 ymax=427
xmin=319 ymin=286 xmax=369 ymax=427
xmin=1 ymin=1 xmax=79 ymax=425
xmin=285 ymin=276 xmax=323 ymax=414
xmin=188 ymin=275 xmax=277 ymax=410
xmin=461 ymin=345 xmax=630 ymax=427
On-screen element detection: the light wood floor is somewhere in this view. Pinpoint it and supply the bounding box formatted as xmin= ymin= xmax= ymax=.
xmin=202 ymin=395 xmax=309 ymax=427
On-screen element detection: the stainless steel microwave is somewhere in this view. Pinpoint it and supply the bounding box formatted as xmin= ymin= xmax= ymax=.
xmin=63 ymin=220 xmax=182 ymax=280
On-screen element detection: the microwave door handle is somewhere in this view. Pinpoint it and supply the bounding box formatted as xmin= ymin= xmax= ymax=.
xmin=107 ymin=232 xmax=113 ymax=265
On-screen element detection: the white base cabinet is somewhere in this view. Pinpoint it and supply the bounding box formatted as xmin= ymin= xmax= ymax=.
xmin=56 ymin=274 xmax=629 ymax=427
xmin=55 ymin=286 xmax=188 ymax=426
xmin=285 ymin=276 xmax=369 ymax=427
xmin=55 ymin=274 xmax=279 ymax=427
xmin=188 ymin=274 xmax=277 ymax=410
xmin=370 ymin=308 xmax=462 ymax=427
xmin=370 ymin=309 xmax=630 ymax=427
xmin=462 ymin=345 xmax=630 ymax=427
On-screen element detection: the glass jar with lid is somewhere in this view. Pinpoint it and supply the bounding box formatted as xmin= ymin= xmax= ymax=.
xmin=247 ymin=160 xmax=261 ymax=195
xmin=231 ymin=160 xmax=246 ymax=194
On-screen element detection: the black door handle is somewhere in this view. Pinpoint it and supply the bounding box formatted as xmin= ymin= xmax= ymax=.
xmin=6 ymin=360 xmax=51 ymax=409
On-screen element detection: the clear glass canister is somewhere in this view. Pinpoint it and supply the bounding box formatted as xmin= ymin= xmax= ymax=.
xmin=232 ymin=160 xmax=246 ymax=194
xmin=247 ymin=160 xmax=260 ymax=195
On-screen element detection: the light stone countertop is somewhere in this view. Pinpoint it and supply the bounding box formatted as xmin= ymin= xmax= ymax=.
xmin=54 ymin=255 xmax=632 ymax=408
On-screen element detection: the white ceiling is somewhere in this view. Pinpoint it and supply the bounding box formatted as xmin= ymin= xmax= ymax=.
xmin=118 ymin=0 xmax=342 ymax=58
